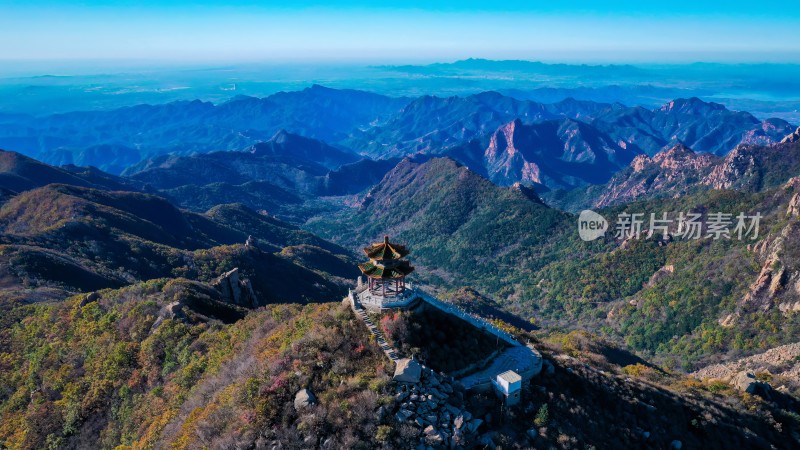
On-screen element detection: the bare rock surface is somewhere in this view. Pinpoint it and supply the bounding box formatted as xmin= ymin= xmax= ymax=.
xmin=692 ymin=342 xmax=800 ymax=381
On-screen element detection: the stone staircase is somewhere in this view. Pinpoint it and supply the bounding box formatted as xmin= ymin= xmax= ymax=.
xmin=350 ymin=298 xmax=400 ymax=362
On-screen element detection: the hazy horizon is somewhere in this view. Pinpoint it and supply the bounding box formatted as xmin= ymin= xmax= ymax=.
xmin=2 ymin=1 xmax=799 ymax=69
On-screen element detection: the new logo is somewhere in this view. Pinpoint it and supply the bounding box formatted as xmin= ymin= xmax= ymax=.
xmin=578 ymin=210 xmax=608 ymax=241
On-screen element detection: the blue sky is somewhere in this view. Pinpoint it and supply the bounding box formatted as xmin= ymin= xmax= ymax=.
xmin=1 ymin=1 xmax=799 ymax=63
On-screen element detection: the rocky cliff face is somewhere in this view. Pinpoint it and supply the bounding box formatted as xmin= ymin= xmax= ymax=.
xmin=595 ymin=144 xmax=718 ymax=207
xmin=702 ymin=144 xmax=762 ymax=190
xmin=212 ymin=267 xmax=259 ymax=308
xmin=580 ymin=139 xmax=800 ymax=210
xmin=719 ymin=179 xmax=800 ymax=326
xmin=481 ymin=118 xmax=637 ymax=190
xmin=782 ymin=126 xmax=800 ymax=144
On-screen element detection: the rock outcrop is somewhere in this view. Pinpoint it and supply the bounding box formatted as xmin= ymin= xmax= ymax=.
xmin=692 ymin=342 xmax=800 ymax=383
xmin=731 ymin=371 xmax=770 ymax=395
xmin=79 ymin=291 xmax=100 ymax=307
xmin=787 ymin=193 xmax=800 ymax=217
xmin=585 ymin=139 xmax=800 ymax=210
xmin=212 ymin=267 xmax=258 ymax=307
xmin=482 ymin=118 xmax=637 ymax=190
xmin=149 ymin=301 xmax=186 ymax=333
xmin=781 ymin=126 xmax=800 ymax=144
xmin=594 ymin=144 xmax=718 ymax=208
xmin=645 ymin=264 xmax=675 ymax=288
xmin=294 ymin=389 xmax=316 ymax=410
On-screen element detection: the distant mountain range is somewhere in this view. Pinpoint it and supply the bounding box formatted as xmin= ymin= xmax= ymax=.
xmin=0 ymin=85 xmax=407 ymax=172
xmin=0 ymin=87 xmax=792 ymax=191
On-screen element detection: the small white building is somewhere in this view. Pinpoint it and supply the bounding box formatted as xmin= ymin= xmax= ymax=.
xmin=492 ymin=370 xmax=522 ymax=406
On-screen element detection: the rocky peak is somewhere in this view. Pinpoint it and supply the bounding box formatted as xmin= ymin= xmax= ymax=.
xmin=510 ymin=182 xmax=545 ymax=204
xmin=702 ymin=144 xmax=758 ymax=190
xmin=653 ymin=143 xmax=693 ymax=161
xmin=782 ymin=127 xmax=800 ymax=144
xmin=486 ymin=118 xmax=521 ymax=158
xmin=269 ymin=128 xmax=292 ymax=144
xmin=659 ymin=97 xmax=726 ymax=114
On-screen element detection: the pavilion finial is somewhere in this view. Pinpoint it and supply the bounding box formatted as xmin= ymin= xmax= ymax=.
xmin=384 ymin=235 xmax=389 ymax=244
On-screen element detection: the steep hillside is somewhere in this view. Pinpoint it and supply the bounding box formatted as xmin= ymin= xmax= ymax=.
xmin=1 ymin=285 xmax=797 ymax=449
xmin=0 ymin=288 xmax=392 ymax=449
xmin=308 ymin=157 xmax=573 ymax=293
xmin=309 ymin=155 xmax=800 ymax=373
xmin=0 ymin=183 xmax=356 ymax=304
xmin=0 ymin=149 xmax=141 ymax=195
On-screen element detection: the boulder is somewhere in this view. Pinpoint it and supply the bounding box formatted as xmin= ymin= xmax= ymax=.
xmin=424 ymin=426 xmax=443 ymax=444
xmin=80 ymin=292 xmax=100 ymax=307
xmin=294 ymin=389 xmax=316 ymax=410
xmin=394 ymin=358 xmax=422 ymax=383
xmin=781 ymin=126 xmax=800 ymax=144
xmin=731 ymin=371 xmax=771 ymax=396
xmin=395 ymin=409 xmax=414 ymax=422
xmin=149 ymin=301 xmax=185 ymax=333
xmin=164 ymin=301 xmax=184 ymax=319
xmin=526 ymin=428 xmax=538 ymax=439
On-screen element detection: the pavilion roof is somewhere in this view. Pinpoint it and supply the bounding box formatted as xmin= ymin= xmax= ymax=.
xmin=363 ymin=235 xmax=410 ymax=260
xmin=358 ymin=260 xmax=414 ymax=279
